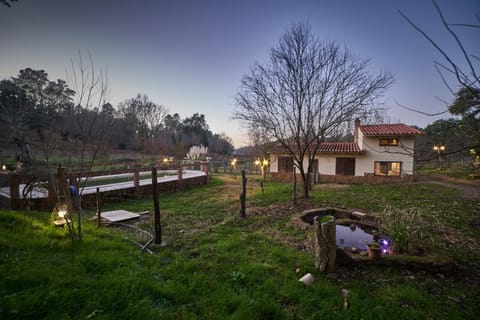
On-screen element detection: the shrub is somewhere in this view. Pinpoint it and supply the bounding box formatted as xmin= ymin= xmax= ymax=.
xmin=378 ymin=206 xmax=434 ymax=254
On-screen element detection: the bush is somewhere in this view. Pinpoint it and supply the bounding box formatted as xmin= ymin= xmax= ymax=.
xmin=378 ymin=206 xmax=434 ymax=254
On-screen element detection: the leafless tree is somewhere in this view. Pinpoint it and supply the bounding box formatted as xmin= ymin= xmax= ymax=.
xmin=65 ymin=50 xmax=110 ymax=178
xmin=0 ymin=0 xmax=17 ymax=8
xmin=234 ymin=23 xmax=393 ymax=198
xmin=247 ymin=123 xmax=271 ymax=160
xmin=398 ymin=0 xmax=479 ymax=113
xmin=64 ymin=51 xmax=111 ymax=240
xmin=118 ymin=93 xmax=168 ymax=157
xmin=399 ymin=0 xmax=480 ymax=161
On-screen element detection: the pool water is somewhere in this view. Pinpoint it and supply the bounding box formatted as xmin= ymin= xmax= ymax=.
xmin=336 ymin=224 xmax=374 ymax=251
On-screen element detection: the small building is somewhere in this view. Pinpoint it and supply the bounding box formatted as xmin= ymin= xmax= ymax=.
xmin=269 ymin=119 xmax=425 ymax=184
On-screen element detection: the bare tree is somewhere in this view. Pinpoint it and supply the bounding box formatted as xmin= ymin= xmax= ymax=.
xmin=118 ymin=93 xmax=168 ymax=157
xmin=65 ymin=51 xmax=110 ymax=177
xmin=0 ymin=0 xmax=18 ymax=8
xmin=398 ymin=0 xmax=479 ymax=112
xmin=234 ymin=23 xmax=393 ymax=198
xmin=63 ymin=51 xmax=111 ymax=241
xmin=399 ymin=0 xmax=480 ymax=160
xmin=247 ymin=123 xmax=271 ymax=160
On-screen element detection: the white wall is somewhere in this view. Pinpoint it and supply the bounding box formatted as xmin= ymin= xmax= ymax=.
xmin=357 ymin=133 xmax=416 ymax=175
xmin=270 ymin=132 xmax=417 ymax=176
xmin=270 ymin=154 xmax=278 ymax=172
xmin=317 ymin=155 xmax=339 ymax=175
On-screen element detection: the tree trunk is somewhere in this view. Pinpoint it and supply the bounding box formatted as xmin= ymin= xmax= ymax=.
xmin=314 ymin=215 xmax=336 ymax=273
xmin=14 ymin=136 xmax=30 ymax=165
xmin=302 ymin=175 xmax=310 ymax=199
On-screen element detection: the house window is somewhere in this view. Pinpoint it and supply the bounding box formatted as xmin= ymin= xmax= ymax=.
xmin=278 ymin=156 xmax=293 ymax=173
xmin=379 ymin=137 xmax=399 ymax=146
xmin=336 ymin=158 xmax=355 ymax=176
xmin=374 ymin=161 xmax=402 ymax=176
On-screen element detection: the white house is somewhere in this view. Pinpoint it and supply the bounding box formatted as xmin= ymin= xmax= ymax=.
xmin=269 ymin=119 xmax=425 ymax=184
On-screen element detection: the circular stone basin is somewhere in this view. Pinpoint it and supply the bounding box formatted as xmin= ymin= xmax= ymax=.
xmin=296 ymin=208 xmax=456 ymax=274
xmin=300 ymin=208 xmax=391 ymax=254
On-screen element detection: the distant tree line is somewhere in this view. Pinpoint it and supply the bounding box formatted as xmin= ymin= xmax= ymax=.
xmin=0 ymin=68 xmax=234 ymax=166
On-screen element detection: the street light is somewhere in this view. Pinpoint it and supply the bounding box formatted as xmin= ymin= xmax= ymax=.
xmin=254 ymin=158 xmax=270 ymax=192
xmin=231 ymin=158 xmax=237 ymax=173
xmin=261 ymin=159 xmax=269 ymax=182
xmin=433 ymin=144 xmax=446 ymax=169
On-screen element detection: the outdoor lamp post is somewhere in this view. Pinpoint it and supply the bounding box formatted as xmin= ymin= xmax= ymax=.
xmin=255 ymin=159 xmax=260 ymax=174
xmin=433 ymin=144 xmax=446 ymax=169
xmin=254 ymin=158 xmax=268 ymax=180
xmin=261 ymin=159 xmax=269 ymax=182
xmin=231 ymin=158 xmax=237 ymax=174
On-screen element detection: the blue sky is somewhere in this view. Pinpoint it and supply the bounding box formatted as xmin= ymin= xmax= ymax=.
xmin=1 ymin=0 xmax=479 ymax=147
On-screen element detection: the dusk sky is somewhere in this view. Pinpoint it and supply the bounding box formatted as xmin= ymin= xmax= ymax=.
xmin=1 ymin=0 xmax=479 ymax=147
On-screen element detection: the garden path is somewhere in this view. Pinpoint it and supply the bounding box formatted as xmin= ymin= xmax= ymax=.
xmin=415 ymin=174 xmax=480 ymax=200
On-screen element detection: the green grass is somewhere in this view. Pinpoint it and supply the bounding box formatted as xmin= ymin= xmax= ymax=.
xmin=1 ymin=175 xmax=479 ymax=319
xmin=416 ymin=162 xmax=478 ymax=179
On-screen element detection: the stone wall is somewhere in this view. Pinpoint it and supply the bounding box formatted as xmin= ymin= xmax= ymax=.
xmin=270 ymin=172 xmax=414 ymax=184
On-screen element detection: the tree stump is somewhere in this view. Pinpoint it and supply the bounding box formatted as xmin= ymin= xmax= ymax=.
xmin=314 ymin=215 xmax=336 ymax=273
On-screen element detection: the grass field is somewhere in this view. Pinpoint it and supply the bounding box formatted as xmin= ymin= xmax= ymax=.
xmin=1 ymin=175 xmax=479 ymax=319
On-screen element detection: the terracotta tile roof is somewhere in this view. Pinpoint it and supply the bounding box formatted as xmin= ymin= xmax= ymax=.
xmin=318 ymin=142 xmax=362 ymax=153
xmin=359 ymin=124 xmax=425 ymax=136
xmin=271 ymin=142 xmax=362 ymax=154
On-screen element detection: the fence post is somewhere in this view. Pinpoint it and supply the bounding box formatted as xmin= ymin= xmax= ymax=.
xmin=240 ymin=170 xmax=247 ymax=218
xmin=133 ymin=169 xmax=140 ymax=192
xmin=152 ymin=166 xmax=162 ymax=244
xmin=292 ymin=166 xmax=297 ymax=205
xmin=177 ymin=162 xmax=183 ymax=191
xmin=96 ymin=187 xmax=101 ymax=227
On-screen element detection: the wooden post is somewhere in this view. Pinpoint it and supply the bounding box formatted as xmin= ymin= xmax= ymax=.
xmin=177 ymin=162 xmax=183 ymax=191
xmin=96 ymin=187 xmax=101 ymax=227
xmin=292 ymin=166 xmax=297 ymax=205
xmin=240 ymin=169 xmax=247 ymax=218
xmin=133 ymin=169 xmax=140 ymax=192
xmin=152 ymin=166 xmax=162 ymax=244
xmin=314 ymin=216 xmax=336 ymax=273
xmin=260 ymin=166 xmax=264 ymax=193
xmin=73 ymin=186 xmax=82 ymax=241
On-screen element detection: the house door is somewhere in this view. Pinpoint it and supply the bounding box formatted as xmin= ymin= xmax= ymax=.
xmin=336 ymin=158 xmax=355 ymax=176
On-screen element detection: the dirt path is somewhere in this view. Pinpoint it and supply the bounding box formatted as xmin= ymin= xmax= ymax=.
xmin=415 ymin=174 xmax=480 ymax=200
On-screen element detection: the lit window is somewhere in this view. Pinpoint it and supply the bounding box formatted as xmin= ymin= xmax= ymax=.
xmin=374 ymin=161 xmax=401 ymax=176
xmin=379 ymin=138 xmax=399 ymax=146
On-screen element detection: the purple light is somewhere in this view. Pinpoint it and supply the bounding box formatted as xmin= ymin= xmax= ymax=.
xmin=382 ymin=240 xmax=388 ymax=246
xmin=382 ymin=248 xmax=387 ymax=254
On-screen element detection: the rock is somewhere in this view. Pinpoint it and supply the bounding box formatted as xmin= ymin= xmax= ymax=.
xmin=298 ymin=273 xmax=314 ymax=286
